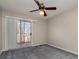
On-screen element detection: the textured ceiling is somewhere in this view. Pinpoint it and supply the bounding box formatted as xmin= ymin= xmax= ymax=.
xmin=0 ymin=0 xmax=78 ymax=20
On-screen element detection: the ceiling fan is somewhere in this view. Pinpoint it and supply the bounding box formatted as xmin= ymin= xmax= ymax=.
xmin=29 ymin=0 xmax=57 ymax=16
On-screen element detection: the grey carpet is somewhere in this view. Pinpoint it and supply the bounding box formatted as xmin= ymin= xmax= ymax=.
xmin=0 ymin=44 xmax=78 ymax=59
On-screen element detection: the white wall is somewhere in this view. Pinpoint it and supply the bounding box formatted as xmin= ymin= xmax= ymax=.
xmin=47 ymin=8 xmax=78 ymax=54
xmin=0 ymin=9 xmax=2 ymax=51
xmin=31 ymin=20 xmax=47 ymax=46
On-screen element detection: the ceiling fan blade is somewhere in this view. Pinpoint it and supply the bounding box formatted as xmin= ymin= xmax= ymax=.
xmin=45 ymin=7 xmax=56 ymax=10
xmin=44 ymin=11 xmax=47 ymax=16
xmin=30 ymin=9 xmax=39 ymax=12
xmin=34 ymin=0 xmax=41 ymax=8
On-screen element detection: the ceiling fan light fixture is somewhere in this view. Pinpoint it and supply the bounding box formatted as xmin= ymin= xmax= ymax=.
xmin=39 ymin=9 xmax=44 ymax=15
xmin=29 ymin=0 xmax=56 ymax=16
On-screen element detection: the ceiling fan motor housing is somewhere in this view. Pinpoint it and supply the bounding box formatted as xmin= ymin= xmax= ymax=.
xmin=39 ymin=3 xmax=45 ymax=9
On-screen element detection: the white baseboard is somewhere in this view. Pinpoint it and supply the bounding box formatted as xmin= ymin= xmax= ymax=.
xmin=48 ymin=44 xmax=78 ymax=55
xmin=1 ymin=44 xmax=77 ymax=55
xmin=31 ymin=43 xmax=47 ymax=47
xmin=0 ymin=51 xmax=2 ymax=55
xmin=0 ymin=43 xmax=46 ymax=52
xmin=0 ymin=49 xmax=6 ymax=55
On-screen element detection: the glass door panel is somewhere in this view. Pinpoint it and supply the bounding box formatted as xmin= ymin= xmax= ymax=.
xmin=25 ymin=22 xmax=31 ymax=42
xmin=17 ymin=20 xmax=31 ymax=44
xmin=20 ymin=21 xmax=25 ymax=43
xmin=16 ymin=21 xmax=20 ymax=43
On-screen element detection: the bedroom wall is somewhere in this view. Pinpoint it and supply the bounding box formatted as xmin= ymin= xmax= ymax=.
xmin=0 ymin=9 xmax=2 ymax=51
xmin=1 ymin=8 xmax=78 ymax=55
xmin=47 ymin=8 xmax=78 ymax=54
xmin=31 ymin=20 xmax=47 ymax=46
xmin=2 ymin=11 xmax=47 ymax=50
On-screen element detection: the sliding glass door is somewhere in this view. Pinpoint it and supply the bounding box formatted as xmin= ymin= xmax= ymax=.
xmin=17 ymin=20 xmax=31 ymax=44
xmin=4 ymin=16 xmax=32 ymax=50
